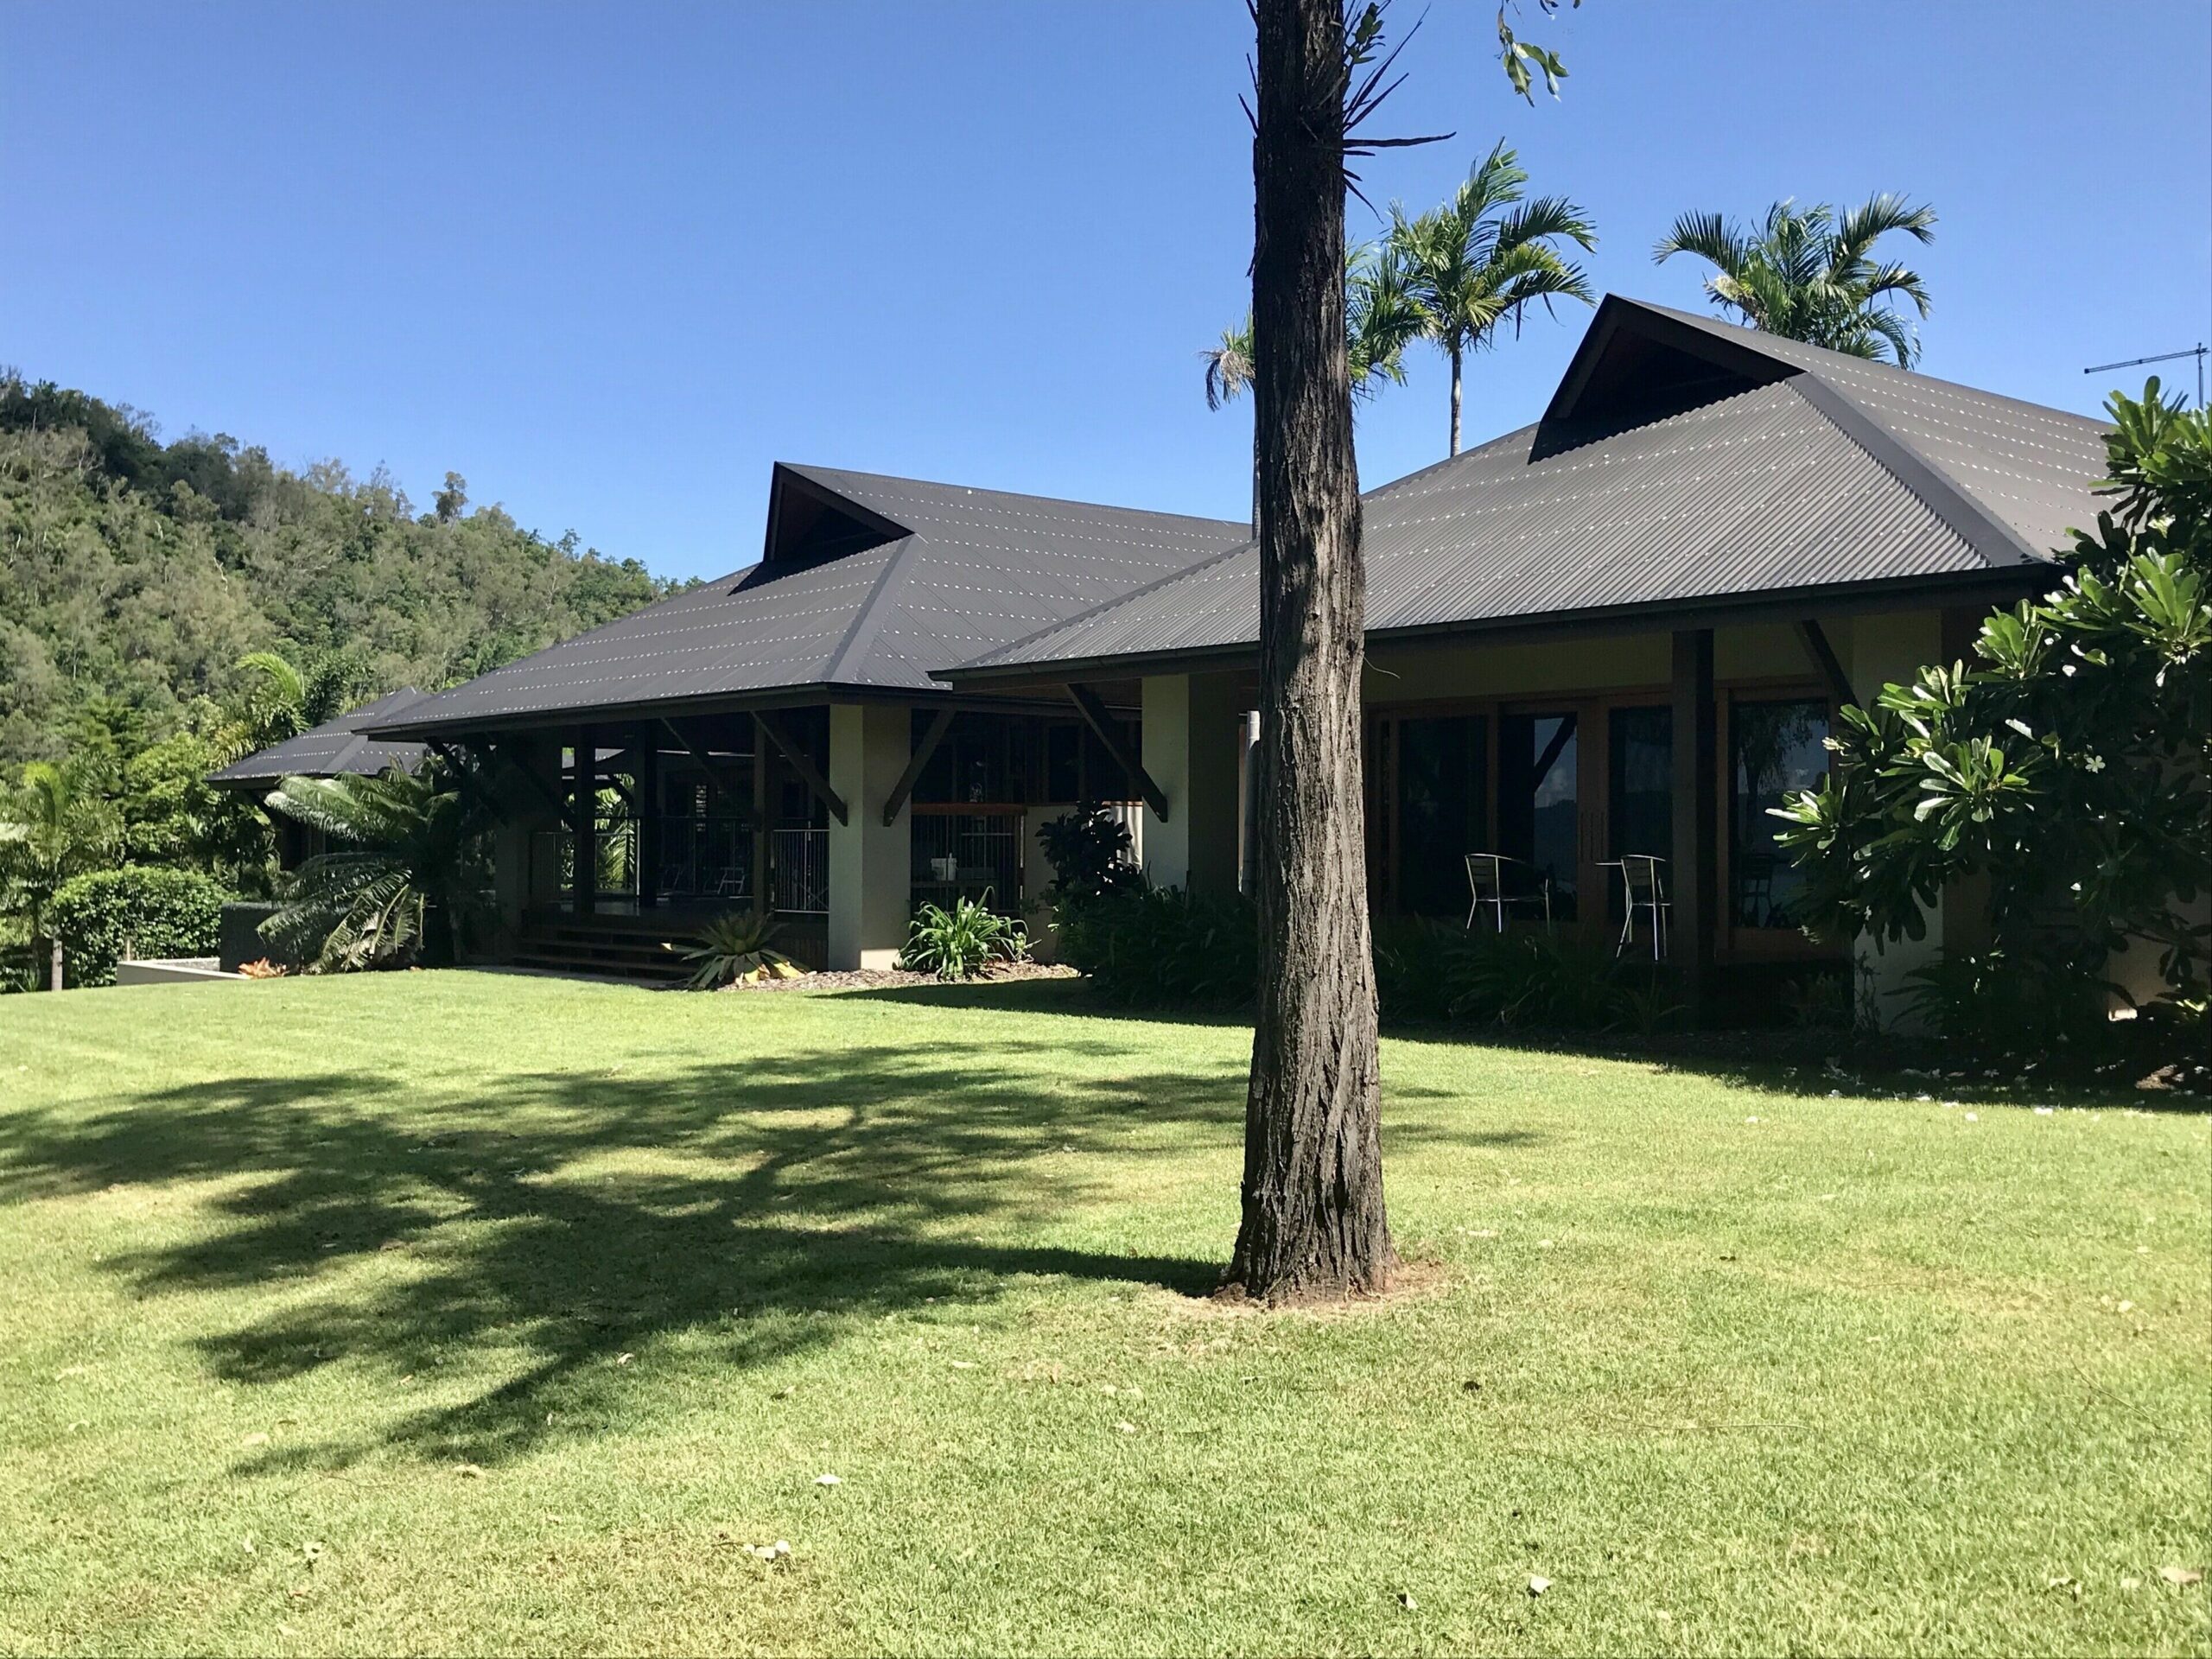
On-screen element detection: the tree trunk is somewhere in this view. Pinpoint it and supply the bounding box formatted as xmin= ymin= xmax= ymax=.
xmin=1449 ymin=342 xmax=1463 ymax=457
xmin=1228 ymin=0 xmax=1392 ymax=1304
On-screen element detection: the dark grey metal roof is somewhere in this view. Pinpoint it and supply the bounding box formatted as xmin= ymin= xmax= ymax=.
xmin=369 ymin=465 xmax=1247 ymax=737
xmin=945 ymin=296 xmax=2114 ymax=683
xmin=207 ymin=689 xmax=430 ymax=787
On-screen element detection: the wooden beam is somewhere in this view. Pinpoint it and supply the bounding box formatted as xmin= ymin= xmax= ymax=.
xmin=426 ymin=741 xmax=508 ymax=823
xmin=1669 ymin=630 xmax=1718 ymax=1021
xmin=1067 ymin=683 xmax=1167 ymax=821
xmin=882 ymin=707 xmax=955 ymax=826
xmin=658 ymin=718 xmax=751 ymax=811
xmin=467 ymin=737 xmax=567 ymax=823
xmin=753 ymin=711 xmax=847 ymax=826
xmin=570 ymin=729 xmax=598 ymax=915
xmin=1795 ymin=619 xmax=1855 ymax=709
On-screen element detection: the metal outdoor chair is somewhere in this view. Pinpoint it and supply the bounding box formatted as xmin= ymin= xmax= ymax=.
xmin=1604 ymin=853 xmax=1671 ymax=960
xmin=1465 ymin=852 xmax=1552 ymax=932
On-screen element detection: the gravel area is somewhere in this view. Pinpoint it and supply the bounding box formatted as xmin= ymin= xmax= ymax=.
xmin=722 ymin=961 xmax=1078 ymax=994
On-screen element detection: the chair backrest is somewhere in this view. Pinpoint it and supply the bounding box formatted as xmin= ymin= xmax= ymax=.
xmin=1465 ymin=852 xmax=1503 ymax=901
xmin=1618 ymin=853 xmax=1667 ymax=902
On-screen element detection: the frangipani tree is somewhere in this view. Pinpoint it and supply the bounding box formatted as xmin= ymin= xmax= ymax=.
xmin=1774 ymin=385 xmax=2209 ymax=1044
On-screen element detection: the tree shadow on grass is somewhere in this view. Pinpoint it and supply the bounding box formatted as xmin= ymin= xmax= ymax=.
xmin=2 ymin=1026 xmax=1518 ymax=1469
xmin=864 ymin=975 xmax=2208 ymax=1113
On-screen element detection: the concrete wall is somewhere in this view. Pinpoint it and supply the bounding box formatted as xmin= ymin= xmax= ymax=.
xmin=1139 ymin=673 xmax=1244 ymax=894
xmin=826 ymin=702 xmax=912 ymax=970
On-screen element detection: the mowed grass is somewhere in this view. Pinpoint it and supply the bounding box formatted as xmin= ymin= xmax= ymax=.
xmin=0 ymin=974 xmax=2205 ymax=1657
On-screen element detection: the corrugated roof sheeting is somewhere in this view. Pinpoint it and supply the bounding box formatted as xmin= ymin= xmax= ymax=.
xmin=960 ymin=302 xmax=2114 ymax=676
xmin=964 ymin=378 xmax=1989 ymax=670
xmin=209 ymin=689 xmax=430 ymax=785
xmin=1630 ymin=305 xmax=2113 ymax=556
xmin=372 ymin=467 xmax=1246 ymax=734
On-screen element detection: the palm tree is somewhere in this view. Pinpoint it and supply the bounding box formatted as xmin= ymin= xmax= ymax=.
xmin=261 ymin=763 xmax=489 ymax=971
xmin=1203 ymin=241 xmax=1425 ymax=528
xmin=1652 ymin=194 xmax=1936 ymax=367
xmin=228 ymin=649 xmax=357 ymax=759
xmin=0 ymin=760 xmax=123 ymax=966
xmin=1388 ymin=140 xmax=1597 ymax=455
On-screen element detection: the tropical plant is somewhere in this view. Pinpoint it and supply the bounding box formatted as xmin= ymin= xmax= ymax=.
xmin=898 ymin=893 xmax=1031 ymax=982
xmin=1037 ymin=803 xmax=1142 ymax=915
xmin=227 ymin=649 xmax=359 ymax=758
xmin=1057 ymin=885 xmax=1259 ymax=1009
xmin=1652 ymin=193 xmax=1936 ymax=367
xmin=1387 ymin=140 xmax=1596 ymax=454
xmin=46 ymin=866 xmax=229 ymax=988
xmin=1204 ymin=240 xmax=1427 ymax=416
xmin=0 ymin=759 xmax=123 ymax=959
xmin=259 ymin=763 xmax=491 ymax=971
xmin=1772 ymin=384 xmax=2211 ymax=1039
xmin=679 ymin=912 xmax=798 ymax=989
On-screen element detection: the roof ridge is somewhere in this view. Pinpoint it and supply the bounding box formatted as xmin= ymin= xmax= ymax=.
xmin=780 ymin=461 xmax=1248 ymax=532
xmin=1783 ymin=372 xmax=2044 ymax=568
xmin=822 ymin=533 xmax=927 ymax=683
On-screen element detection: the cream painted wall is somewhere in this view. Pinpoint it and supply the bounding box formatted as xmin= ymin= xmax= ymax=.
xmin=826 ymin=702 xmax=912 ymax=971
xmin=1139 ymin=673 xmax=1243 ymax=893
xmin=1846 ymin=609 xmax=1946 ymax=1028
xmin=1364 ymin=621 xmax=1821 ymax=706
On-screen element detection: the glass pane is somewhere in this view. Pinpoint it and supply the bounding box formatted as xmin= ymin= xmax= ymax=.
xmin=1731 ymin=698 xmax=1828 ymax=927
xmin=1499 ymin=712 xmax=1579 ymax=922
xmin=1395 ymin=715 xmax=1487 ymax=919
xmin=1607 ymin=706 xmax=1672 ymax=919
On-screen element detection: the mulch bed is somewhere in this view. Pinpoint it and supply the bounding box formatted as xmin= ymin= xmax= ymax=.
xmin=721 ymin=962 xmax=1078 ymax=994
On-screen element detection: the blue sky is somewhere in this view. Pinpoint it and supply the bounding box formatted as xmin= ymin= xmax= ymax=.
xmin=4 ymin=3 xmax=2208 ymax=582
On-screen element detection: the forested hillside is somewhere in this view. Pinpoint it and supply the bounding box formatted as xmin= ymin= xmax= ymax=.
xmin=0 ymin=372 xmax=678 ymax=766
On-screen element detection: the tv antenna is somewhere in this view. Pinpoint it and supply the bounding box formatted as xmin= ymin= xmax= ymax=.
xmin=2084 ymin=342 xmax=2206 ymax=409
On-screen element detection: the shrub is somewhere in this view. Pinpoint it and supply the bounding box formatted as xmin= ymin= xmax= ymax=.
xmin=48 ymin=866 xmax=229 ymax=988
xmin=1433 ymin=927 xmax=1640 ymax=1032
xmin=1057 ymin=886 xmax=1258 ymax=1008
xmin=1037 ymin=803 xmax=1143 ymax=915
xmin=1373 ymin=916 xmax=1464 ymax=1022
xmin=680 ymin=912 xmax=798 ymax=989
xmin=899 ymin=893 xmax=1031 ymax=981
xmin=1901 ymin=944 xmax=2113 ymax=1054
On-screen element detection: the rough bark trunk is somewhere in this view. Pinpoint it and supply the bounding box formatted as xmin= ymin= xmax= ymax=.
xmin=1227 ymin=0 xmax=1392 ymax=1303
xmin=1448 ymin=342 xmax=1463 ymax=457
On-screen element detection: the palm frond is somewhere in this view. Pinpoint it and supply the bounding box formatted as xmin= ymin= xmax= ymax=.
xmin=1201 ymin=317 xmax=1255 ymax=411
xmin=1652 ymin=211 xmax=1747 ymax=276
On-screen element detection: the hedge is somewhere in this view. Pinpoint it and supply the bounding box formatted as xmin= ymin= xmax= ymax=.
xmin=48 ymin=867 xmax=231 ymax=988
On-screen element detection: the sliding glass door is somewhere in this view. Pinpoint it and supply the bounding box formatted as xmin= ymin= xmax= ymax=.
xmin=1498 ymin=711 xmax=1580 ymax=924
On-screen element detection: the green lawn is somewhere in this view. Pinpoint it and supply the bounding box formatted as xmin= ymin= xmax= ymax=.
xmin=1 ymin=973 xmax=2205 ymax=1656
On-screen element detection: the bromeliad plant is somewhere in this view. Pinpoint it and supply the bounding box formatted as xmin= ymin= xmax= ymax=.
xmin=680 ymin=912 xmax=799 ymax=988
xmin=1773 ymin=384 xmax=2211 ymax=1039
xmin=899 ymin=893 xmax=1030 ymax=982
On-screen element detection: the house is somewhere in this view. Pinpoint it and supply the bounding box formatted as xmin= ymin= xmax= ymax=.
xmin=355 ymin=467 xmax=1247 ymax=975
xmin=936 ymin=297 xmax=2113 ymax=1016
xmin=234 ymin=293 xmax=2113 ymax=1010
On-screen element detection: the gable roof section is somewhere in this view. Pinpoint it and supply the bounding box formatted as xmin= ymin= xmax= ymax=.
xmin=207 ymin=688 xmax=431 ymax=787
xmin=948 ymin=296 xmax=2113 ymax=682
xmin=369 ymin=465 xmax=1248 ymax=736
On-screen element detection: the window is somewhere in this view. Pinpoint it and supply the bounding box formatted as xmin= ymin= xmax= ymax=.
xmin=1730 ymin=698 xmax=1828 ymax=928
xmin=1606 ymin=705 xmax=1672 ymax=919
xmin=1395 ymin=715 xmax=1487 ymax=919
xmin=1499 ymin=712 xmax=1579 ymax=922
